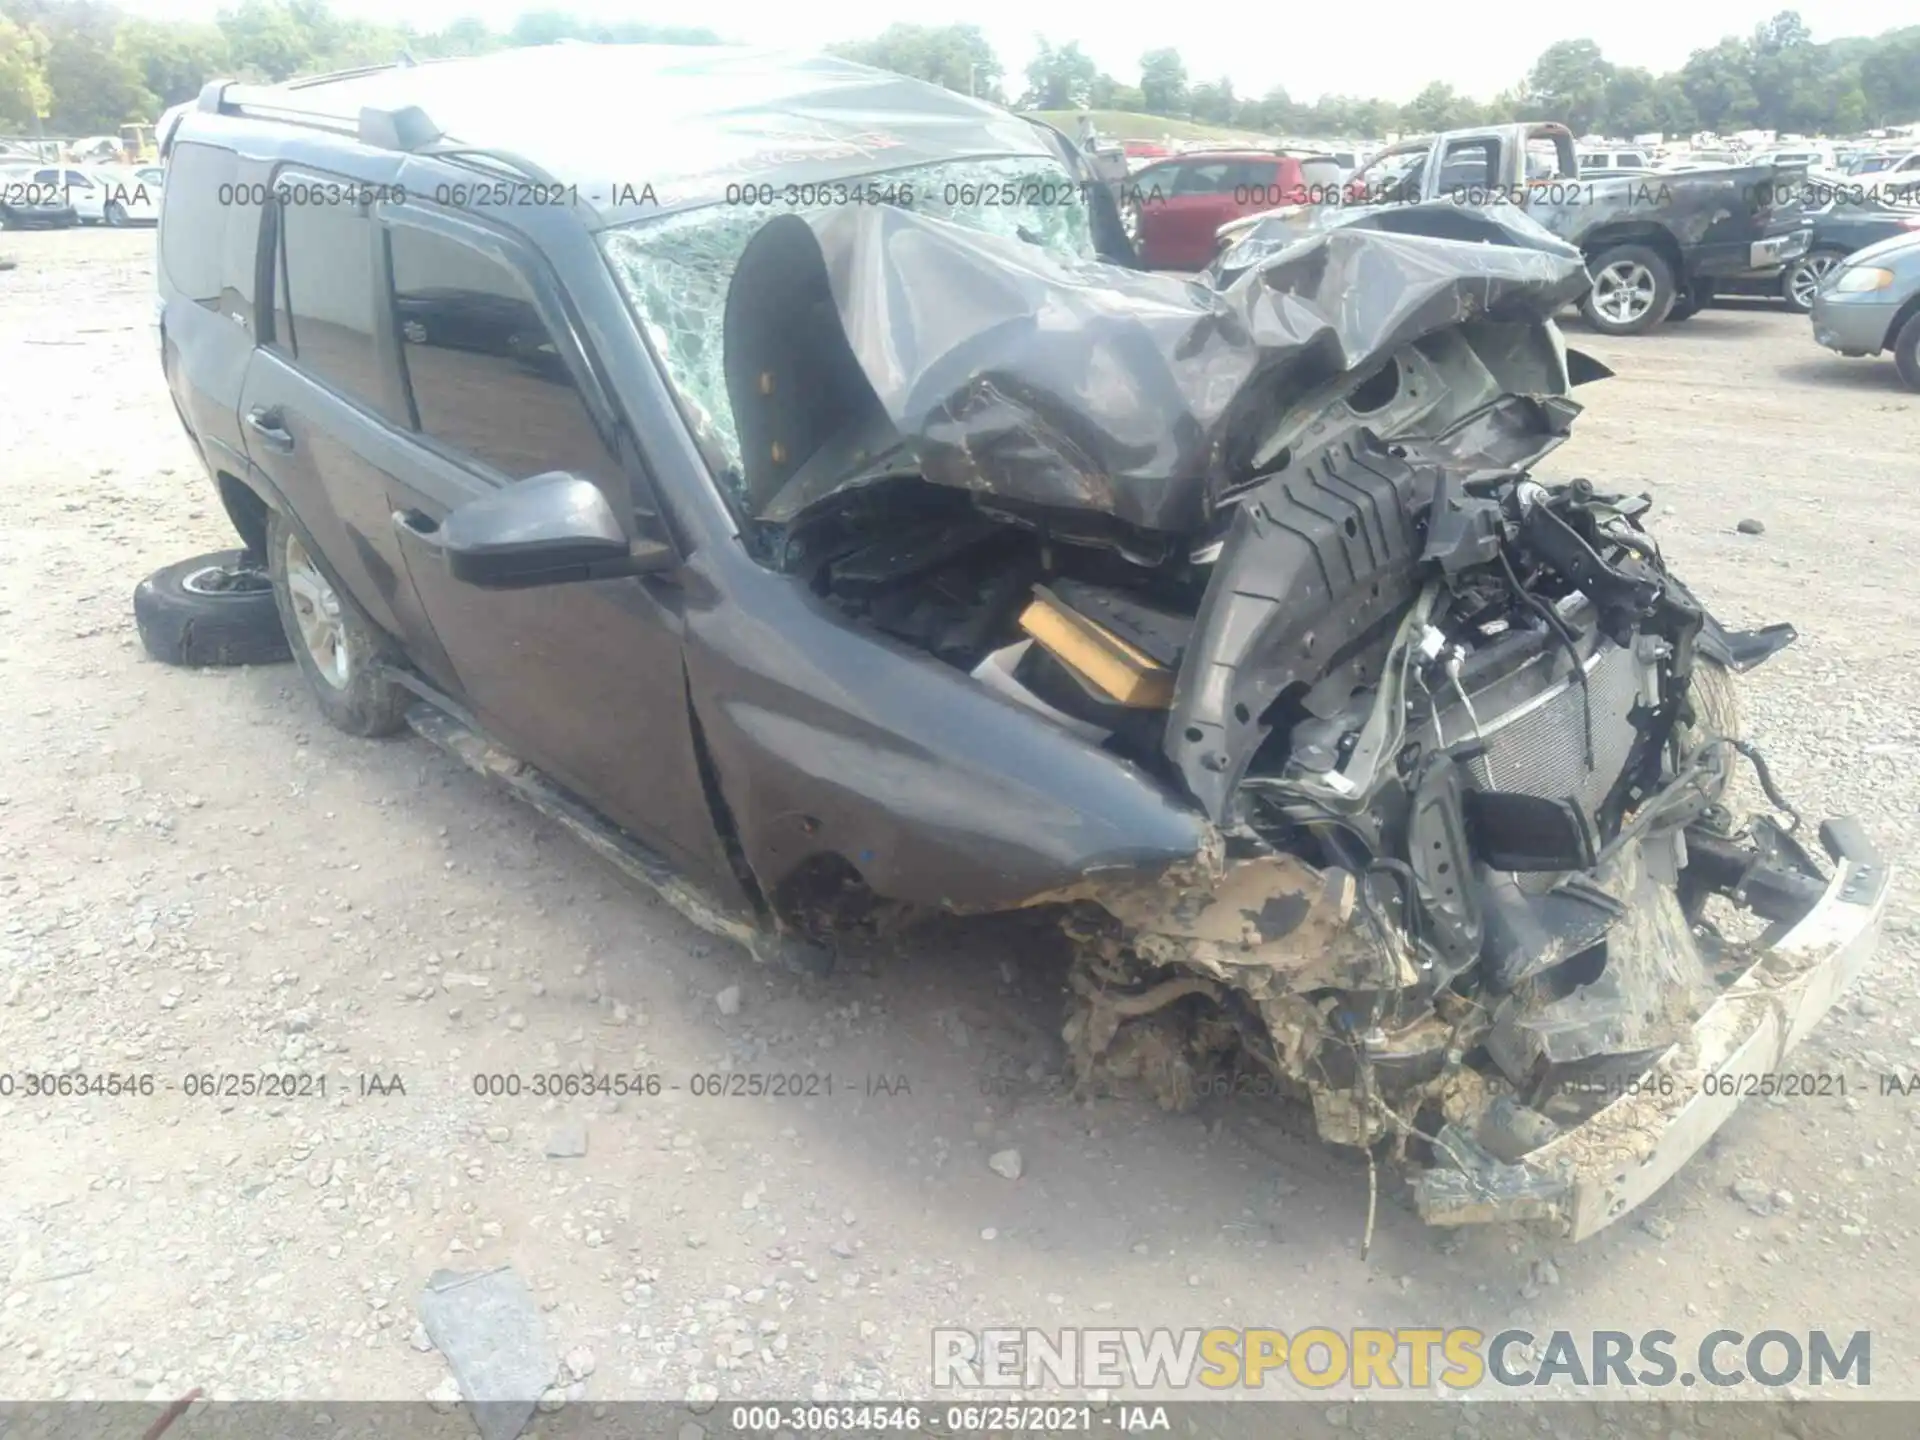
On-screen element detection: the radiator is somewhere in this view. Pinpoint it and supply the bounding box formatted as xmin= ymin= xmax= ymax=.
xmin=1429 ymin=639 xmax=1646 ymax=819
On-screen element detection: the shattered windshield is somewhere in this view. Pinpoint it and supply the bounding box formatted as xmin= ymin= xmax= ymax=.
xmin=601 ymin=155 xmax=1098 ymax=507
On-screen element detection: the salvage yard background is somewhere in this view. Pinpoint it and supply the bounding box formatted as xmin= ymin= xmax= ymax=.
xmin=2 ymin=225 xmax=1919 ymax=1412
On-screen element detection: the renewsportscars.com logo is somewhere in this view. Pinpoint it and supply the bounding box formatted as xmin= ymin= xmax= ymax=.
xmin=931 ymin=1328 xmax=1870 ymax=1392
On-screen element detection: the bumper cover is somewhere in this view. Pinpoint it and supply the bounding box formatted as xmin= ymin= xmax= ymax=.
xmin=1812 ymin=292 xmax=1899 ymax=356
xmin=1414 ymin=818 xmax=1889 ymax=1237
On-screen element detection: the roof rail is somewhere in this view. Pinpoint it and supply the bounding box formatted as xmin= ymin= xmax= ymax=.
xmin=420 ymin=146 xmax=564 ymax=189
xmin=285 ymin=60 xmax=411 ymax=91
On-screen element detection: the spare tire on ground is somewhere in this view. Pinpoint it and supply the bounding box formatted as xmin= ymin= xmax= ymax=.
xmin=134 ymin=549 xmax=292 ymax=667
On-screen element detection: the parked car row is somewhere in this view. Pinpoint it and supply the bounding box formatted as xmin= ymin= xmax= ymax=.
xmin=1203 ymin=122 xmax=1814 ymax=336
xmin=0 ymin=162 xmax=160 ymax=228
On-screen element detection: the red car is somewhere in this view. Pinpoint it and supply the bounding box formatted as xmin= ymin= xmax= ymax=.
xmin=1122 ymin=151 xmax=1312 ymax=270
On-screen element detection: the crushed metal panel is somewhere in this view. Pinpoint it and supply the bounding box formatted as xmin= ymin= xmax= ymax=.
xmin=715 ymin=200 xmax=1590 ymax=534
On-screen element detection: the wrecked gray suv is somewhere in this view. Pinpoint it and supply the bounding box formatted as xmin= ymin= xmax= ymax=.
xmin=153 ymin=45 xmax=1888 ymax=1241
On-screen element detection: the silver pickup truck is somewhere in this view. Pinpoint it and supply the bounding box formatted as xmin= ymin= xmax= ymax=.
xmin=1217 ymin=122 xmax=1813 ymax=335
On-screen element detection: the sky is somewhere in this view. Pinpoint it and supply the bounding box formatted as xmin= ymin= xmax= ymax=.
xmin=134 ymin=0 xmax=1899 ymax=105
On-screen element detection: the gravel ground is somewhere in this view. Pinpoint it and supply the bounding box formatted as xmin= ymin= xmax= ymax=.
xmin=2 ymin=227 xmax=1918 ymax=1423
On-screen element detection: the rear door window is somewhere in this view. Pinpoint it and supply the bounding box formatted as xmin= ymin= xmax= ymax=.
xmin=272 ymin=185 xmax=397 ymax=421
xmin=159 ymin=142 xmax=260 ymax=323
xmin=1172 ymin=162 xmax=1237 ymax=196
xmin=385 ymin=221 xmax=624 ymax=492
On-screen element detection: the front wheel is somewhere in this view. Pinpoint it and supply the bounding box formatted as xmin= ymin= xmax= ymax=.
xmin=1581 ymin=244 xmax=1676 ymax=335
xmin=1781 ymin=249 xmax=1843 ymax=314
xmin=266 ymin=511 xmax=411 ymax=737
xmin=1892 ymin=311 xmax=1920 ymax=392
xmin=104 ymin=200 xmax=128 ymax=227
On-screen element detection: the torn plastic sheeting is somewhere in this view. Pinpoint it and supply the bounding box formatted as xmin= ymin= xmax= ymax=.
xmin=725 ymin=200 xmax=1593 ymax=535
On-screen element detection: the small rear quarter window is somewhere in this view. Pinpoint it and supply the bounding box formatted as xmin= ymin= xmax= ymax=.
xmin=160 ymin=143 xmax=238 ymax=306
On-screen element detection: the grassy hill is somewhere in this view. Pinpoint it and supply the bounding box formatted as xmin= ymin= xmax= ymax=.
xmin=1029 ymin=109 xmax=1274 ymax=145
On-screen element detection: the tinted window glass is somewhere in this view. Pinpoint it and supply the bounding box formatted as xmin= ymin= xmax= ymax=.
xmin=277 ymin=192 xmax=394 ymax=419
xmin=1439 ymin=139 xmax=1500 ymax=191
xmin=159 ymin=143 xmax=236 ymax=306
xmin=1172 ymin=162 xmax=1236 ymax=196
xmin=387 ymin=223 xmax=621 ymax=488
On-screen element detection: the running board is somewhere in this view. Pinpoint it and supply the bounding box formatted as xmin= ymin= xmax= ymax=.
xmin=403 ymin=701 xmax=828 ymax=974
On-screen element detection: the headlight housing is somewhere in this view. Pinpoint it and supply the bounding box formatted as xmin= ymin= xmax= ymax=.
xmin=1830 ymin=266 xmax=1894 ymax=293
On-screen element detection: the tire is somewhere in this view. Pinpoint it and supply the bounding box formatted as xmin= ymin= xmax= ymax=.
xmin=265 ymin=510 xmax=411 ymax=737
xmin=1680 ymin=656 xmax=1746 ymax=810
xmin=134 ymin=550 xmax=292 ymax=667
xmin=1893 ymin=312 xmax=1920 ymax=393
xmin=1581 ymin=244 xmax=1676 ymax=335
xmin=104 ymin=200 xmax=127 ymax=227
xmin=1781 ymin=249 xmax=1844 ymax=314
xmin=1686 ymin=657 xmax=1743 ymax=745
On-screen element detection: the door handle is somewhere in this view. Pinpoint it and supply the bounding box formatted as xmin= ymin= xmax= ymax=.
xmin=391 ymin=508 xmax=444 ymax=545
xmin=245 ymin=406 xmax=295 ymax=454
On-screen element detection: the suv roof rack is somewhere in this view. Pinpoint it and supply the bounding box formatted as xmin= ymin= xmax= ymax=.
xmin=186 ymin=74 xmax=567 ymax=193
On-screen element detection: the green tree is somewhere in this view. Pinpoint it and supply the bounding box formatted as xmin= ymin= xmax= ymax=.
xmin=1603 ymin=65 xmax=1661 ymax=135
xmin=1679 ymin=37 xmax=1759 ymax=131
xmin=1859 ymin=28 xmax=1920 ymax=126
xmin=40 ymin=1 xmax=154 ymax=129
xmin=1188 ymin=75 xmax=1234 ymax=124
xmin=216 ymin=0 xmax=320 ymax=81
xmin=410 ymin=18 xmax=498 ymax=59
xmin=832 ymin=23 xmax=1000 ymax=99
xmin=1087 ymin=73 xmax=1142 ymax=111
xmin=1526 ymin=39 xmax=1612 ymax=134
xmin=0 ymin=14 xmax=53 ymax=127
xmin=116 ymin=17 xmax=230 ymax=108
xmin=1650 ymin=74 xmax=1698 ymax=135
xmin=1401 ymin=81 xmax=1480 ymax=133
xmin=1138 ymin=47 xmax=1186 ymax=117
xmin=1022 ymin=37 xmax=1094 ymax=110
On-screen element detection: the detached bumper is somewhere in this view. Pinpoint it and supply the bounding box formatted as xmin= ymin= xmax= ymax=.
xmin=1415 ymin=819 xmax=1889 ymax=1237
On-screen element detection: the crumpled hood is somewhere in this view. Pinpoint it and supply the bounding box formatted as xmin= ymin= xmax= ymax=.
xmin=722 ymin=200 xmax=1591 ymax=534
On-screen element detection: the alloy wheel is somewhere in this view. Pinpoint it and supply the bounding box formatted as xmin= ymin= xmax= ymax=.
xmin=283 ymin=534 xmax=351 ymax=690
xmin=1787 ymin=253 xmax=1838 ymax=310
xmin=1593 ymin=260 xmax=1658 ymax=325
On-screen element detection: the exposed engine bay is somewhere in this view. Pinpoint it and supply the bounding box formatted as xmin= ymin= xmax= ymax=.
xmin=712 ymin=198 xmax=1885 ymax=1237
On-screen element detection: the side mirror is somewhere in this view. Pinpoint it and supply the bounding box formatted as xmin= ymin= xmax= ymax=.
xmin=437 ymin=472 xmax=676 ymax=589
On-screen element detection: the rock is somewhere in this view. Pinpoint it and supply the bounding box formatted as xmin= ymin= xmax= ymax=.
xmin=417 ymin=1266 xmax=556 ymax=1440
xmin=426 ymin=1376 xmax=462 ymax=1412
xmin=715 ymin=986 xmax=741 ymax=1017
xmin=563 ymin=1344 xmax=596 ymax=1380
xmin=1736 ymin=518 xmax=1766 ymax=536
xmin=1731 ymin=1177 xmax=1774 ymax=1216
xmin=1770 ymin=1189 xmax=1795 ymax=1211
xmin=987 ymin=1148 xmax=1023 ymax=1181
xmin=545 ymin=1124 xmax=589 ymax=1160
xmin=979 ymin=1227 xmax=998 ymax=1241
xmin=1642 ymin=1215 xmax=1677 ymax=1241
xmin=409 ymin=1323 xmax=435 ymax=1353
